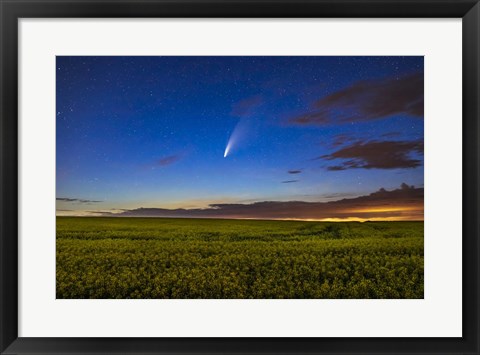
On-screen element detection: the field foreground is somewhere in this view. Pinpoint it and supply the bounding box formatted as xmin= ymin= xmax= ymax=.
xmin=56 ymin=217 xmax=424 ymax=299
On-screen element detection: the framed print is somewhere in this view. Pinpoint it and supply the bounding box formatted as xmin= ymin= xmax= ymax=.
xmin=1 ymin=0 xmax=479 ymax=354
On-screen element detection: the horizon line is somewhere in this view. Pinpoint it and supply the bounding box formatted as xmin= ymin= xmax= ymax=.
xmin=55 ymin=215 xmax=424 ymax=223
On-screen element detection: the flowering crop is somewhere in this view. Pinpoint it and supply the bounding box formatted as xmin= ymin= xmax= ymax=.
xmin=56 ymin=217 xmax=423 ymax=299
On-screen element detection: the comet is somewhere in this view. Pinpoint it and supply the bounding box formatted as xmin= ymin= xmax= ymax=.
xmin=223 ymin=113 xmax=257 ymax=158
xmin=223 ymin=119 xmax=244 ymax=158
xmin=224 ymin=143 xmax=231 ymax=158
xmin=223 ymin=136 xmax=235 ymax=158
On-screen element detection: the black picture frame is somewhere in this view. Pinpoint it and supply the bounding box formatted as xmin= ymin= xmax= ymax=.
xmin=1 ymin=1 xmax=479 ymax=354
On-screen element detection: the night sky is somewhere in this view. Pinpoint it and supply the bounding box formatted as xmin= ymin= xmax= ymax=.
xmin=56 ymin=56 xmax=424 ymax=221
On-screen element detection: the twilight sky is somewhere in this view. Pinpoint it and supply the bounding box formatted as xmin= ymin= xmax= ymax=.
xmin=56 ymin=56 xmax=424 ymax=221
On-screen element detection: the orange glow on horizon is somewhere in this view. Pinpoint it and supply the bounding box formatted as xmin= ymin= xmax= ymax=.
xmin=342 ymin=205 xmax=422 ymax=214
xmin=318 ymin=216 xmax=423 ymax=222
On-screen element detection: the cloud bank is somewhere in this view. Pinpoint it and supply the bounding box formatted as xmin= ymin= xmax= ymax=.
xmin=320 ymin=139 xmax=424 ymax=170
xmin=97 ymin=184 xmax=423 ymax=221
xmin=290 ymin=72 xmax=424 ymax=125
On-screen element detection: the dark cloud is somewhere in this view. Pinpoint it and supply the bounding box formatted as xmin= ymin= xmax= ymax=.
xmin=321 ymin=139 xmax=423 ymax=170
xmin=281 ymin=180 xmax=299 ymax=183
xmin=320 ymin=192 xmax=359 ymax=200
xmin=56 ymin=198 xmax=102 ymax=203
xmin=105 ymin=184 xmax=423 ymax=221
xmin=290 ymin=111 xmax=331 ymax=125
xmin=288 ymin=170 xmax=302 ymax=174
xmin=326 ymin=165 xmax=352 ymax=171
xmin=290 ymin=72 xmax=424 ymax=125
xmin=231 ymin=95 xmax=263 ymax=117
xmin=331 ymin=134 xmax=356 ymax=147
xmin=157 ymin=155 xmax=182 ymax=167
